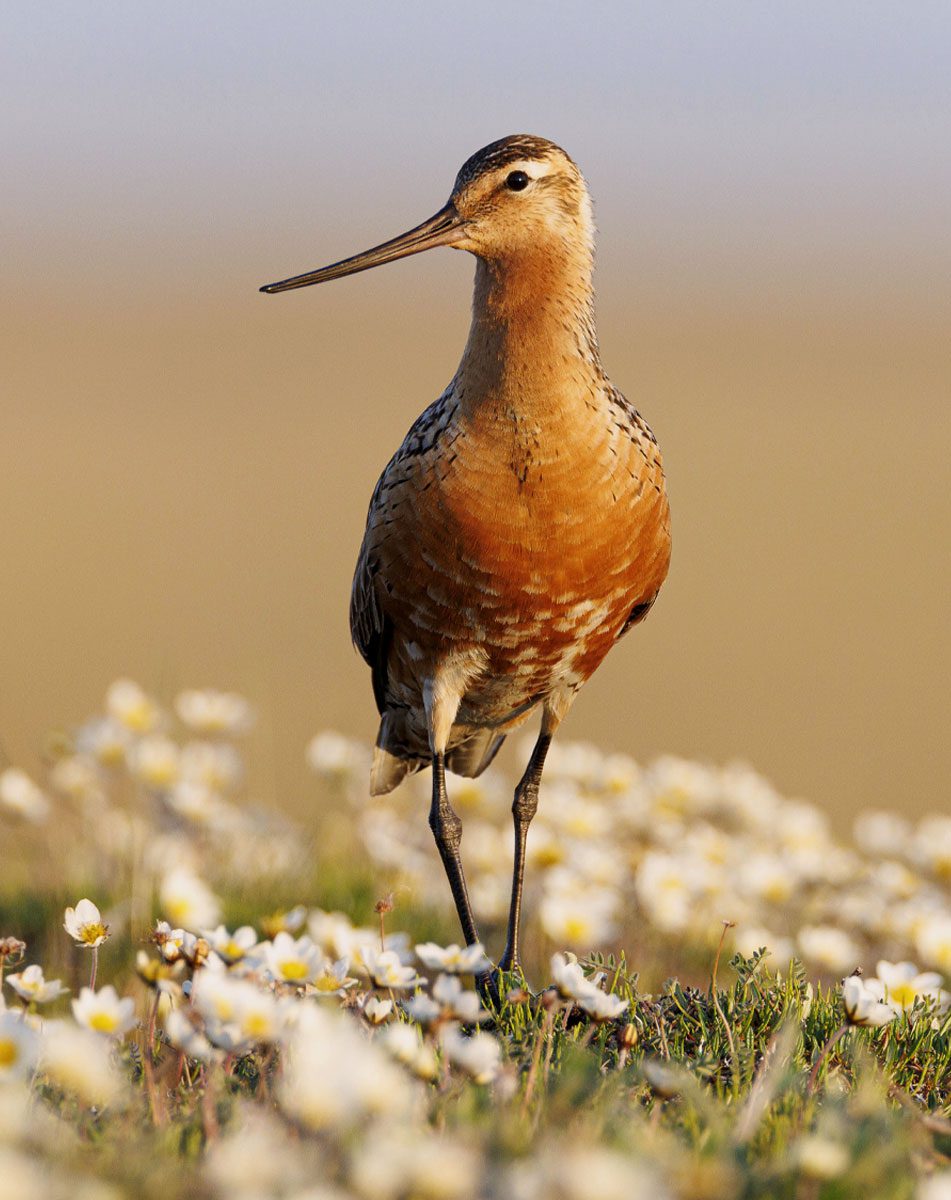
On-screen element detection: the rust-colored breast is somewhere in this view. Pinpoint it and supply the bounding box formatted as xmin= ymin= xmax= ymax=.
xmin=352 ymin=380 xmax=670 ymax=741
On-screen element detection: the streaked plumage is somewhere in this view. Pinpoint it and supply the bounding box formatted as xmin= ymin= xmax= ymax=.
xmin=262 ymin=134 xmax=671 ymax=977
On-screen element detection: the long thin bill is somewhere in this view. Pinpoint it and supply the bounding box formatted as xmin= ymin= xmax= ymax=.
xmin=260 ymin=203 xmax=462 ymax=294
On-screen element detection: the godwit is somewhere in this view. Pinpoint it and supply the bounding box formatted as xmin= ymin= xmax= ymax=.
xmin=262 ymin=135 xmax=671 ymax=976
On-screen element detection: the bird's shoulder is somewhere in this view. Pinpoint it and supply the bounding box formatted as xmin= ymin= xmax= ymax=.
xmin=603 ymin=382 xmax=660 ymax=449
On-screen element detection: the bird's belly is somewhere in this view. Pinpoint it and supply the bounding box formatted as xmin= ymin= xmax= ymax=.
xmin=383 ymin=440 xmax=670 ymax=726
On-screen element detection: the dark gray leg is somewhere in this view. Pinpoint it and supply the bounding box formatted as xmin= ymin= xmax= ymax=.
xmin=498 ymin=731 xmax=552 ymax=972
xmin=429 ymin=752 xmax=480 ymax=948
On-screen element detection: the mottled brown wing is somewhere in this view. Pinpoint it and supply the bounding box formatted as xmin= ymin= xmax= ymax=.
xmin=348 ymin=386 xmax=457 ymax=717
xmin=349 ymin=483 xmax=392 ymax=716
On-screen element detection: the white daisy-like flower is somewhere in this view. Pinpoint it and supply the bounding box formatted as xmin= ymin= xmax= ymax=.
xmin=431 ymin=973 xmax=487 ymax=1022
xmin=175 ymin=689 xmax=254 ymax=736
xmin=165 ymin=1007 xmax=220 ymax=1063
xmin=871 ymin=960 xmax=949 ymax=1014
xmin=159 ymin=868 xmax=221 ymax=930
xmin=202 ymin=924 xmax=259 ymax=966
xmin=310 ymin=956 xmax=358 ymax=996
xmin=5 ymin=964 xmax=68 ymax=1004
xmin=0 ymin=1012 xmax=40 ymax=1081
xmin=128 ymin=734 xmax=180 ymax=790
xmin=305 ymin=731 xmax=368 ymax=779
xmin=75 ymin=716 xmax=132 ymax=767
xmin=362 ymin=996 xmax=394 ymax=1025
xmin=362 ymin=947 xmax=424 ymax=990
xmin=550 ymin=952 xmax=597 ymax=1002
xmin=798 ymin=926 xmax=861 ymax=974
xmin=40 ymin=1019 xmax=125 ymax=1106
xmin=265 ymin=932 xmax=323 ymax=985
xmin=578 ymin=987 xmax=628 ymax=1023
xmin=63 ymin=899 xmax=109 ymax=948
xmin=841 ymin=975 xmax=896 ymax=1028
xmin=414 ymin=941 xmax=492 ymax=975
xmin=0 ymin=767 xmax=50 ymax=823
xmin=106 ymin=678 xmax=163 ymax=734
xmin=71 ymin=986 xmax=136 ymax=1038
xmin=440 ymin=1024 xmax=501 ymax=1084
xmin=379 ymin=1021 xmax=439 ymax=1081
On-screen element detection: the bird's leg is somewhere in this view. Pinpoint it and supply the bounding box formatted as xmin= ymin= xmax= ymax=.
xmin=429 ymin=751 xmax=480 ymax=948
xmin=498 ymin=730 xmax=552 ymax=973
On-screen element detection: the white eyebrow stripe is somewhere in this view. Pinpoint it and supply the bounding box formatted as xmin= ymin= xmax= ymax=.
xmin=506 ymin=159 xmax=550 ymax=180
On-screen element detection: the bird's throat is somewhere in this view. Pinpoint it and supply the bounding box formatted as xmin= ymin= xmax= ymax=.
xmin=457 ymin=251 xmax=600 ymax=417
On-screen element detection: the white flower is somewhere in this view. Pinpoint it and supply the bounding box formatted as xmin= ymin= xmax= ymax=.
xmin=180 ymin=741 xmax=244 ymax=793
xmin=871 ymin=960 xmax=949 ymax=1014
xmin=578 ymin=987 xmax=628 ymax=1022
xmin=202 ymin=924 xmax=258 ymax=965
xmin=310 ymin=956 xmax=358 ymax=996
xmin=920 ymin=1171 xmax=951 ymax=1200
xmin=379 ymin=1021 xmax=439 ymax=1080
xmin=916 ymin=914 xmax=951 ymax=974
xmin=548 ymin=953 xmax=626 ymax=1021
xmin=798 ymin=926 xmax=861 ymax=974
xmin=265 ymin=932 xmax=323 ymax=985
xmin=405 ymin=974 xmax=486 ymax=1027
xmin=306 ymin=731 xmax=367 ymax=778
xmin=440 ymin=1024 xmax=501 ymax=1084
xmin=362 ymin=947 xmax=423 ymax=990
xmin=279 ymin=1003 xmax=419 ymax=1130
xmin=350 ymin=1129 xmax=481 ymax=1200
xmin=507 ymin=1143 xmax=666 ymax=1200
xmin=40 ymin=1019 xmax=125 ymax=1106
xmin=64 ymin=898 xmax=110 ymax=948
xmin=128 ymin=735 xmax=179 ymax=789
xmin=165 ymin=1007 xmax=219 ymax=1063
xmin=71 ymin=986 xmax=136 ymax=1038
xmin=733 ymin=926 xmax=795 ymax=966
xmin=0 ymin=1012 xmax=40 ymax=1080
xmin=362 ymin=996 xmax=393 ymax=1025
xmin=414 ymin=941 xmax=492 ymax=975
xmin=76 ymin=716 xmax=132 ymax=767
xmin=5 ymin=964 xmax=68 ymax=1004
xmin=841 ymin=975 xmax=896 ymax=1028
xmin=160 ymin=868 xmax=221 ymax=930
xmin=540 ymin=883 xmax=619 ymax=946
xmin=551 ymin=952 xmax=596 ymax=1002
xmin=106 ymin=678 xmax=163 ymax=734
xmin=796 ymin=1135 xmax=851 ymax=1180
xmin=175 ymin=689 xmax=254 ymax=736
xmin=0 ymin=768 xmax=50 ymax=823
xmin=403 ymin=991 xmax=442 ymax=1026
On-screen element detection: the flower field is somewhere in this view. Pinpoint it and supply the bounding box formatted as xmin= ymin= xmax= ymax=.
xmin=2 ymin=681 xmax=950 ymax=1199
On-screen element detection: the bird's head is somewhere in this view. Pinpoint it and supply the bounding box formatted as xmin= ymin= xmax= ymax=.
xmin=260 ymin=134 xmax=593 ymax=295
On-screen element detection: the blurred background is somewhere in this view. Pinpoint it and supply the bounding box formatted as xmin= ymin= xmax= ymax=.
xmin=2 ymin=2 xmax=949 ymax=829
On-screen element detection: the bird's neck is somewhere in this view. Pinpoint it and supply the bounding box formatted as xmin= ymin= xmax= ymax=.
xmin=457 ymin=247 xmax=601 ymax=416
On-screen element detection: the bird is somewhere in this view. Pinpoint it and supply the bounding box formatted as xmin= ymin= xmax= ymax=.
xmin=261 ymin=135 xmax=671 ymax=978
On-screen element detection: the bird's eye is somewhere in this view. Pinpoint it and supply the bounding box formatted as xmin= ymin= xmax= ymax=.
xmin=505 ymin=170 xmax=530 ymax=191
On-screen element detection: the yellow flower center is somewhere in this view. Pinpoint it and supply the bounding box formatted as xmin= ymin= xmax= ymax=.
xmin=313 ymin=975 xmax=340 ymax=993
xmin=243 ymin=1013 xmax=270 ymax=1037
xmin=123 ymin=701 xmax=154 ymax=732
xmin=90 ymin=1012 xmax=118 ymax=1033
xmin=80 ymin=923 xmax=108 ymax=945
xmin=223 ymin=941 xmax=244 ymax=960
xmin=887 ymin=981 xmax=918 ymax=1010
xmin=0 ymin=1038 xmax=19 ymax=1067
xmin=279 ymin=959 xmax=309 ymax=981
xmin=563 ymin=917 xmax=590 ymax=943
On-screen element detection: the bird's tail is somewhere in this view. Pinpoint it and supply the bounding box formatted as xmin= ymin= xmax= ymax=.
xmin=369 ymin=724 xmax=507 ymax=796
